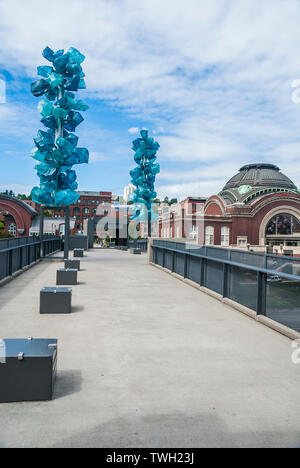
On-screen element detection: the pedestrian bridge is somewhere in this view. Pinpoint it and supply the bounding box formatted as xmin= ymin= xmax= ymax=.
xmin=0 ymin=248 xmax=299 ymax=448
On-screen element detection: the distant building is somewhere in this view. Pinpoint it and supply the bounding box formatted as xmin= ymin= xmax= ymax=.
xmin=158 ymin=163 xmax=300 ymax=257
xmin=52 ymin=191 xmax=112 ymax=232
xmin=0 ymin=195 xmax=37 ymax=237
xmin=202 ymin=163 xmax=300 ymax=255
xmin=29 ymin=217 xmax=76 ymax=236
xmin=159 ymin=197 xmax=207 ymax=239
xmin=123 ymin=184 xmax=135 ymax=202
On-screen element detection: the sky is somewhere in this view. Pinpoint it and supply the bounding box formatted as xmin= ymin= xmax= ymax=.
xmin=1 ymin=0 xmax=300 ymax=201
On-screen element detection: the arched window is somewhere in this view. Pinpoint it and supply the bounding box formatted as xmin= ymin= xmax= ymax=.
xmin=221 ymin=226 xmax=230 ymax=246
xmin=73 ymin=207 xmax=80 ymax=214
xmin=8 ymin=223 xmax=16 ymax=237
xmin=205 ymin=226 xmax=214 ymax=245
xmin=266 ymin=213 xmax=300 ymax=236
xmin=83 ymin=207 xmax=89 ymax=214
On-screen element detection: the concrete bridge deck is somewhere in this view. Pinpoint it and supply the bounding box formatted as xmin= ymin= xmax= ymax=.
xmin=0 ymin=248 xmax=299 ymax=448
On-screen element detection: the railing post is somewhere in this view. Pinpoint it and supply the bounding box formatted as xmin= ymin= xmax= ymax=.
xmin=39 ymin=208 xmax=44 ymax=258
xmin=8 ymin=250 xmax=12 ymax=276
xmin=200 ymin=258 xmax=205 ymax=286
xmin=19 ymin=246 xmax=23 ymax=271
xmin=64 ymin=206 xmax=70 ymax=259
xmin=257 ymin=272 xmax=267 ymax=315
xmin=184 ymin=253 xmax=188 ymax=278
xmin=222 ymin=264 xmax=229 ymax=298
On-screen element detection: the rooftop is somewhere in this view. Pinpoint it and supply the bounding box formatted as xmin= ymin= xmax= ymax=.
xmin=223 ymin=163 xmax=297 ymax=191
xmin=0 ymin=249 xmax=299 ymax=447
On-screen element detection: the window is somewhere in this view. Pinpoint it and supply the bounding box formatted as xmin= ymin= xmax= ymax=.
xmin=73 ymin=207 xmax=80 ymax=214
xmin=83 ymin=208 xmax=89 ymax=214
xmin=266 ymin=213 xmax=300 ymax=236
xmin=221 ymin=226 xmax=230 ymax=246
xmin=237 ymin=237 xmax=247 ymax=247
xmin=205 ymin=226 xmax=214 ymax=245
xmin=8 ymin=223 xmax=16 ymax=237
xmin=190 ymin=225 xmax=197 ymax=239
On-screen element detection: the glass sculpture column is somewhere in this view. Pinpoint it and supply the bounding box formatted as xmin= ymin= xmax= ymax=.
xmin=129 ymin=130 xmax=160 ymax=237
xmin=30 ymin=46 xmax=89 ymax=206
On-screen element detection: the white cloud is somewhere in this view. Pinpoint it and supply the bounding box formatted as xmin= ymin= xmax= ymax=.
xmin=128 ymin=127 xmax=139 ymax=134
xmin=89 ymin=152 xmax=109 ymax=163
xmin=1 ymin=0 xmax=300 ymax=197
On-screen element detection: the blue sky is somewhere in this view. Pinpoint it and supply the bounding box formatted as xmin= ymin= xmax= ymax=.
xmin=1 ymin=0 xmax=300 ymax=200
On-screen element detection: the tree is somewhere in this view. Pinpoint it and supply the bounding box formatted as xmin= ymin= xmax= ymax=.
xmin=129 ymin=130 xmax=160 ymax=237
xmin=0 ymin=219 xmax=12 ymax=239
xmin=17 ymin=194 xmax=31 ymax=201
xmin=169 ymin=198 xmax=178 ymax=205
xmin=30 ymin=46 xmax=89 ymax=206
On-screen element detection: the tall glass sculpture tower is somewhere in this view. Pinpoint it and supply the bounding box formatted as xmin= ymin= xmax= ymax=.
xmin=30 ymin=46 xmax=89 ymax=206
xmin=130 ymin=130 xmax=160 ymax=237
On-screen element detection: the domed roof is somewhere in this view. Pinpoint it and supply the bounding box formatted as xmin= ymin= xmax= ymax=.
xmin=223 ymin=163 xmax=297 ymax=191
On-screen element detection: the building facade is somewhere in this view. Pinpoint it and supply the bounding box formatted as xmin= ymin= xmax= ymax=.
xmin=158 ymin=164 xmax=300 ymax=257
xmin=123 ymin=184 xmax=135 ymax=202
xmin=52 ymin=191 xmax=112 ymax=232
xmin=159 ymin=197 xmax=207 ymax=240
xmin=202 ymin=163 xmax=300 ymax=255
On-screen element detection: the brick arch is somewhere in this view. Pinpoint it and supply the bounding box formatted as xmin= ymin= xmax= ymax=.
xmin=258 ymin=204 xmax=300 ymax=246
xmin=204 ymin=196 xmax=225 ymax=216
xmin=0 ymin=196 xmax=37 ymax=237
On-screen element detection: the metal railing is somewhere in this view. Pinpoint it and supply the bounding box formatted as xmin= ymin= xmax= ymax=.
xmin=128 ymin=239 xmax=148 ymax=252
xmin=152 ymin=240 xmax=300 ymax=332
xmin=0 ymin=235 xmax=61 ymax=283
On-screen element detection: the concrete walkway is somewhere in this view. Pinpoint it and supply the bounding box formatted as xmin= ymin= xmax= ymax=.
xmin=0 ymin=248 xmax=299 ymax=448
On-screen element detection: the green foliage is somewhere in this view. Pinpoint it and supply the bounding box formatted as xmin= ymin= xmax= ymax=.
xmin=169 ymin=198 xmax=178 ymax=205
xmin=0 ymin=190 xmax=31 ymax=200
xmin=0 ymin=219 xmax=12 ymax=238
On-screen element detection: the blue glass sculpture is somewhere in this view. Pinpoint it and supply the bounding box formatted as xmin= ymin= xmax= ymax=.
xmin=30 ymin=46 xmax=89 ymax=206
xmin=129 ymin=130 xmax=160 ymax=235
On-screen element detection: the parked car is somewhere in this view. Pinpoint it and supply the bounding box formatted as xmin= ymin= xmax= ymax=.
xmin=267 ymin=275 xmax=282 ymax=283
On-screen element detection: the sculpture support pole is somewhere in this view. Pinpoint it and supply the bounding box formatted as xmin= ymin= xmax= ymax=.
xmin=40 ymin=207 xmax=44 ymax=258
xmin=148 ymin=207 xmax=151 ymax=238
xmin=64 ymin=206 xmax=70 ymax=259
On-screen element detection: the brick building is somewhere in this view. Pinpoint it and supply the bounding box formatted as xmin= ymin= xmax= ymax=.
xmin=159 ymin=197 xmax=207 ymax=239
xmin=158 ymin=163 xmax=300 ymax=256
xmin=52 ymin=191 xmax=112 ymax=232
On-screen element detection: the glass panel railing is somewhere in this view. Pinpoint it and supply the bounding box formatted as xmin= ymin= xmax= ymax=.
xmin=266 ymin=279 xmax=300 ymax=332
xmin=228 ymin=266 xmax=258 ymax=311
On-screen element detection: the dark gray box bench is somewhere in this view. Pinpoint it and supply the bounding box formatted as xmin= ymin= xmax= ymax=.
xmin=65 ymin=259 xmax=80 ymax=270
xmin=40 ymin=287 xmax=72 ymax=314
xmin=56 ymin=268 xmax=78 ymax=285
xmin=73 ymin=248 xmax=84 ymax=258
xmin=0 ymin=338 xmax=58 ymax=403
xmin=130 ymin=248 xmax=142 ymax=255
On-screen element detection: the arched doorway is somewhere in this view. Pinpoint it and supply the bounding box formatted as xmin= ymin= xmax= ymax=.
xmin=259 ymin=206 xmax=300 ymax=253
